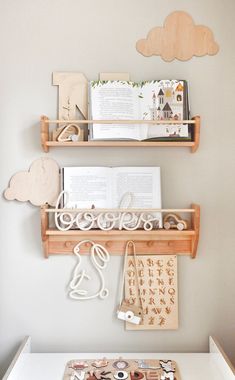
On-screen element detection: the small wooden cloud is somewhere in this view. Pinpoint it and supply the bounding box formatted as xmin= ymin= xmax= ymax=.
xmin=136 ymin=11 xmax=219 ymax=61
xmin=4 ymin=158 xmax=60 ymax=206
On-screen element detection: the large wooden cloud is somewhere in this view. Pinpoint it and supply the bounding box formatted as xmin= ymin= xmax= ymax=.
xmin=4 ymin=158 xmax=60 ymax=206
xmin=136 ymin=11 xmax=219 ymax=61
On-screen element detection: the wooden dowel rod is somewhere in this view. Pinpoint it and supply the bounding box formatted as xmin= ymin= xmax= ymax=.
xmin=45 ymin=208 xmax=195 ymax=213
xmin=45 ymin=119 xmax=195 ymax=125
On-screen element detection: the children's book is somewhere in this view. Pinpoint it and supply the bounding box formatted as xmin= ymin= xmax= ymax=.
xmin=89 ymin=80 xmax=190 ymax=141
xmin=61 ymin=166 xmax=162 ymax=226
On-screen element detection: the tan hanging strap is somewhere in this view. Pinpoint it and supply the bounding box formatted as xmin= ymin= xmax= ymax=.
xmin=119 ymin=240 xmax=143 ymax=310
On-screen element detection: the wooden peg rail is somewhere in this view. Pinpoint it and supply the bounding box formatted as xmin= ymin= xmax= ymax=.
xmin=40 ymin=115 xmax=200 ymax=153
xmin=40 ymin=204 xmax=200 ymax=259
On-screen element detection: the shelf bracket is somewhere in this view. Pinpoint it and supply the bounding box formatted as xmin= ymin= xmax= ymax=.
xmin=191 ymin=115 xmax=200 ymax=153
xmin=40 ymin=115 xmax=49 ymax=153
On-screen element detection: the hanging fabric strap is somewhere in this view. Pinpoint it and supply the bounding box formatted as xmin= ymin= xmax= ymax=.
xmin=119 ymin=240 xmax=143 ymax=310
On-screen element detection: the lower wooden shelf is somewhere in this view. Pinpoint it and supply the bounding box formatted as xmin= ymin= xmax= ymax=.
xmin=41 ymin=204 xmax=200 ymax=259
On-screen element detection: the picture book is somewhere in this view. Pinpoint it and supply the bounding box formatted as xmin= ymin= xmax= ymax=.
xmin=89 ymin=80 xmax=190 ymax=141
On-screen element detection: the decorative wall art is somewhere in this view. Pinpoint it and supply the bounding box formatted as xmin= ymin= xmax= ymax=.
xmin=68 ymin=240 xmax=110 ymax=301
xmin=136 ymin=11 xmax=219 ymax=61
xmin=125 ymin=255 xmax=178 ymax=330
xmin=52 ymin=72 xmax=88 ymax=141
xmin=4 ymin=158 xmax=60 ymax=206
xmin=53 ymin=72 xmax=88 ymax=120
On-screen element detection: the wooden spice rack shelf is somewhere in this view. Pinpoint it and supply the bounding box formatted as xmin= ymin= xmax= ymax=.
xmin=40 ymin=115 xmax=200 ymax=153
xmin=41 ymin=204 xmax=200 ymax=259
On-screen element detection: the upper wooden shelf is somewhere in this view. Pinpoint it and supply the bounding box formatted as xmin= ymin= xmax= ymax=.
xmin=40 ymin=204 xmax=200 ymax=259
xmin=40 ymin=115 xmax=200 ymax=153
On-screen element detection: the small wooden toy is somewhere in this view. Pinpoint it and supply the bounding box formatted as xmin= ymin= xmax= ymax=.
xmin=163 ymin=213 xmax=188 ymax=231
xmin=70 ymin=362 xmax=89 ymax=370
xmin=91 ymin=359 xmax=109 ymax=368
xmin=130 ymin=371 xmax=144 ymax=380
xmin=112 ymin=359 xmax=129 ymax=370
xmin=113 ymin=371 xmax=128 ymax=380
xmin=117 ymin=301 xmax=143 ymax=325
xmin=57 ymin=123 xmax=83 ymax=142
xmin=69 ymin=370 xmax=86 ymax=380
xmin=146 ymin=371 xmax=159 ymax=380
xmin=94 ymin=370 xmax=112 ymax=380
xmin=159 ymin=361 xmax=175 ymax=380
xmin=136 ymin=361 xmax=159 ymax=370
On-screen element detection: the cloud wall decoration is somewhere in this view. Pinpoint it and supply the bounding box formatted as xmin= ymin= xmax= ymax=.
xmin=4 ymin=158 xmax=60 ymax=206
xmin=136 ymin=11 xmax=219 ymax=61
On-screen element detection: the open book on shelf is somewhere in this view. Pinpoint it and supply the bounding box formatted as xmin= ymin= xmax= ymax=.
xmin=61 ymin=166 xmax=162 ymax=227
xmin=89 ymin=79 xmax=190 ymax=141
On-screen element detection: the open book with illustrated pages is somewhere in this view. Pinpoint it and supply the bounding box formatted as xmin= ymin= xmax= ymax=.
xmin=89 ymin=79 xmax=190 ymax=141
xmin=61 ymin=166 xmax=162 ymax=228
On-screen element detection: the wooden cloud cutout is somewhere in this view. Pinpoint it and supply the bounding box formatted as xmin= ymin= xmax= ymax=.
xmin=136 ymin=11 xmax=219 ymax=61
xmin=4 ymin=158 xmax=60 ymax=206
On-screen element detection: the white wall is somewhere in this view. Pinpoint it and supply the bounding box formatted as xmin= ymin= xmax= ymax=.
xmin=1 ymin=0 xmax=235 ymax=376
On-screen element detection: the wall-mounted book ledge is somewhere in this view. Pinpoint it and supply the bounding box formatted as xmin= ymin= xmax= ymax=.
xmin=40 ymin=115 xmax=200 ymax=153
xmin=40 ymin=204 xmax=200 ymax=259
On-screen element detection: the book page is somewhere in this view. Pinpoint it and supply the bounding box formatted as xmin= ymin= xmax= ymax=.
xmin=112 ymin=167 xmax=162 ymax=227
xmin=112 ymin=166 xmax=161 ymax=208
xmin=62 ymin=167 xmax=112 ymax=208
xmin=137 ymin=80 xmax=188 ymax=139
xmin=89 ymin=81 xmax=147 ymax=140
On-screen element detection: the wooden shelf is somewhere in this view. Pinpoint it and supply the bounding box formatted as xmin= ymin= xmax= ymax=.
xmin=40 ymin=115 xmax=200 ymax=153
xmin=40 ymin=204 xmax=200 ymax=259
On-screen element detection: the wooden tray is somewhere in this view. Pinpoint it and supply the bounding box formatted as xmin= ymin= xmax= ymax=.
xmin=63 ymin=358 xmax=181 ymax=380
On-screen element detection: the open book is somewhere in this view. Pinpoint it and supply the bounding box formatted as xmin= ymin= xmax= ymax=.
xmin=61 ymin=166 xmax=162 ymax=226
xmin=89 ymin=80 xmax=190 ymax=141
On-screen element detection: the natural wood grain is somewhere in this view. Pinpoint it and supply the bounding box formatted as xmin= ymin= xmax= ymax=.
xmin=191 ymin=204 xmax=200 ymax=258
xmin=53 ymin=72 xmax=88 ymax=120
xmin=40 ymin=115 xmax=199 ymax=152
xmin=63 ymin=359 xmax=181 ymax=380
xmin=4 ymin=158 xmax=60 ymax=207
xmin=136 ymin=11 xmax=219 ymax=61
xmin=45 ymin=208 xmax=195 ymax=213
xmin=41 ymin=205 xmax=49 ymax=259
xmin=191 ymin=115 xmax=200 ymax=153
xmin=40 ymin=205 xmax=200 ymax=258
xmin=45 ymin=119 xmax=196 ymax=125
xmin=45 ymin=141 xmax=195 ymax=148
xmin=40 ymin=115 xmax=49 ymax=153
xmin=48 ymin=238 xmax=192 ymax=256
xmin=125 ymin=255 xmax=178 ymax=330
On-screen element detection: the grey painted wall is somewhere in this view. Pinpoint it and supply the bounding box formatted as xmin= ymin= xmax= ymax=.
xmin=0 ymin=0 xmax=235 ymax=376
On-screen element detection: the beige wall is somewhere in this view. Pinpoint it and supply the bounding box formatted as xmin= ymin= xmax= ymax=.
xmin=0 ymin=0 xmax=235 ymax=376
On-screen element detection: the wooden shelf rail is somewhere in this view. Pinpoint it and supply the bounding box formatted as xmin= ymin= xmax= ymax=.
xmin=40 ymin=204 xmax=200 ymax=259
xmin=40 ymin=115 xmax=200 ymax=153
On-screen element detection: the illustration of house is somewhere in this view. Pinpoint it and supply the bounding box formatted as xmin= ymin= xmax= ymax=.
xmin=174 ymin=82 xmax=184 ymax=103
xmin=162 ymin=102 xmax=173 ymax=119
xmin=149 ymin=82 xmax=184 ymax=121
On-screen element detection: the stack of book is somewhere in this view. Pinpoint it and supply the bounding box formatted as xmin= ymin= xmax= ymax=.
xmin=89 ymin=79 xmax=190 ymax=141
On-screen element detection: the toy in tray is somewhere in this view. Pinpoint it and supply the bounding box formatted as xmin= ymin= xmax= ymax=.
xmin=64 ymin=358 xmax=181 ymax=380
